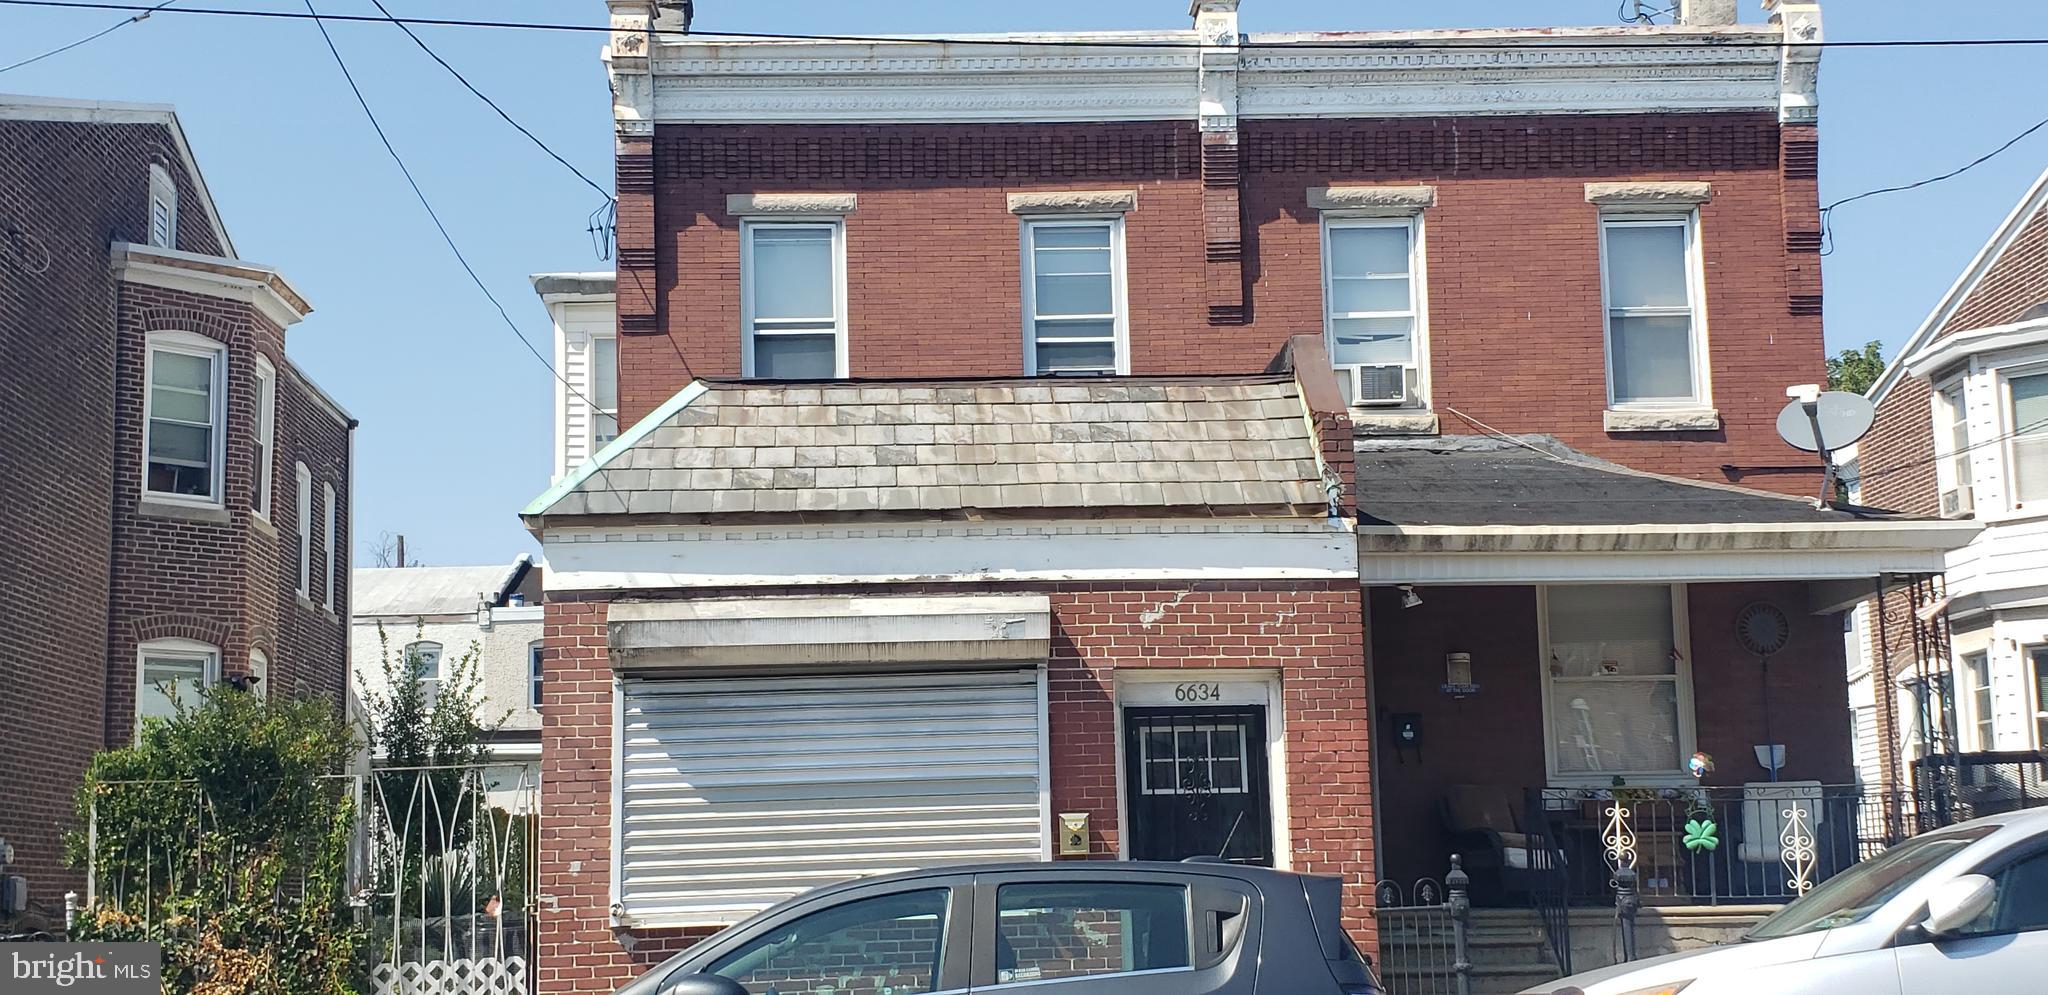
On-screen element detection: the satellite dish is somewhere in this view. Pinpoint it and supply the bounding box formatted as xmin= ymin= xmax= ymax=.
xmin=1777 ymin=391 xmax=1875 ymax=453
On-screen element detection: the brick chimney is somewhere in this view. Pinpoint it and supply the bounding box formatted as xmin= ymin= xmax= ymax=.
xmin=1675 ymin=0 xmax=1738 ymax=25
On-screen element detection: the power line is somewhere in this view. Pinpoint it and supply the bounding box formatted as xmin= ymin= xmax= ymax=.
xmin=295 ymin=0 xmax=632 ymax=506
xmin=8 ymin=0 xmax=2048 ymax=52
xmin=0 ymin=0 xmax=172 ymax=75
xmin=1853 ymin=415 xmax=2048 ymax=488
xmin=360 ymin=0 xmax=611 ymax=205
xmin=1821 ymin=112 xmax=2048 ymax=255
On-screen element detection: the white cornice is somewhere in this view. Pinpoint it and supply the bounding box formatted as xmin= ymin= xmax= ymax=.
xmin=109 ymin=242 xmax=312 ymax=329
xmin=1903 ymin=318 xmax=2048 ymax=381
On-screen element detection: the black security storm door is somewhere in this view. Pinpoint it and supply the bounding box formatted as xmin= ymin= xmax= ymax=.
xmin=1121 ymin=706 xmax=1273 ymax=866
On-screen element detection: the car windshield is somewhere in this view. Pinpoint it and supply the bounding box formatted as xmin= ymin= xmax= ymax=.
xmin=1747 ymin=826 xmax=1994 ymax=939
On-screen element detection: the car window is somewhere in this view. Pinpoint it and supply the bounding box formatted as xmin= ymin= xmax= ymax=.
xmin=993 ymin=882 xmax=1190 ymax=985
xmin=1748 ymin=827 xmax=1994 ymax=939
xmin=707 ymin=888 xmax=950 ymax=994
xmin=1956 ymin=849 xmax=2048 ymax=937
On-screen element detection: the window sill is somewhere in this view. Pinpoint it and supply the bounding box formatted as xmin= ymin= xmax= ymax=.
xmin=1352 ymin=410 xmax=1439 ymax=436
xmin=251 ymin=512 xmax=277 ymax=539
xmin=138 ymin=498 xmax=231 ymax=525
xmin=296 ymin=593 xmax=319 ymax=613
xmin=1604 ymin=407 xmax=1721 ymax=433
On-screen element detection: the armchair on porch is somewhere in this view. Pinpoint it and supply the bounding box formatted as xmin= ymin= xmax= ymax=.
xmin=1440 ymin=784 xmax=1558 ymax=903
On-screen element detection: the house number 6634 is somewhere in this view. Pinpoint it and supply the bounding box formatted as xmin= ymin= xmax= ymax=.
xmin=1174 ymin=683 xmax=1222 ymax=702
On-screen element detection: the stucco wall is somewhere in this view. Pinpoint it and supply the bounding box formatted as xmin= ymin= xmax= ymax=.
xmin=351 ymin=608 xmax=543 ymax=735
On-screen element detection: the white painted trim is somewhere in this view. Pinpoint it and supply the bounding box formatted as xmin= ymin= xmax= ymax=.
xmin=1321 ymin=213 xmax=1428 ymax=410
xmin=109 ymin=243 xmax=312 ymax=328
xmin=1904 ymin=317 xmax=2048 ymax=382
xmin=295 ymin=462 xmax=313 ymax=597
xmin=135 ymin=637 xmax=220 ymax=736
xmin=739 ymin=220 xmax=848 ymax=379
xmin=1359 ymin=548 xmax=1953 ymax=585
xmin=1599 ymin=211 xmax=1711 ymax=410
xmin=543 ymin=521 xmax=1357 ymax=592
xmin=1537 ymin=584 xmax=1697 ymax=784
xmin=1870 ymin=166 xmax=2048 ymax=406
xmin=1356 ymin=519 xmax=1979 ymax=552
xmin=147 ymin=163 xmax=178 ymax=250
xmin=252 ymin=354 xmax=276 ymax=521
xmin=1036 ymin=667 xmax=1053 ymax=862
xmin=608 ymin=672 xmax=626 ymax=927
xmin=1110 ymin=669 xmax=1290 ymax=869
xmin=141 ymin=329 xmax=228 ymax=510
xmin=1020 ymin=215 xmax=1130 ymax=377
xmin=323 ymin=482 xmax=338 ymax=612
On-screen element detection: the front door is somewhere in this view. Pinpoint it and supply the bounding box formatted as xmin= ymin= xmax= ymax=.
xmin=1121 ymin=706 xmax=1272 ymax=865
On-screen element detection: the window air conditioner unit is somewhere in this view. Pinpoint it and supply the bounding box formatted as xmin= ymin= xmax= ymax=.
xmin=1940 ymin=485 xmax=1974 ymax=518
xmin=1337 ymin=364 xmax=1414 ymax=406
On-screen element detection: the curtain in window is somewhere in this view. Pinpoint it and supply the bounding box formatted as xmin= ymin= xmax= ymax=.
xmin=1547 ymin=585 xmax=1684 ymax=775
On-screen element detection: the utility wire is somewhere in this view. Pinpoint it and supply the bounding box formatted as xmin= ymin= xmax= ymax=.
xmin=361 ymin=0 xmax=611 ymax=205
xmin=296 ymin=0 xmax=631 ymax=504
xmin=0 ymin=0 xmax=172 ymax=75
xmin=1820 ymin=112 xmax=2048 ymax=255
xmin=5 ymin=0 xmax=2048 ymax=51
xmin=1853 ymin=415 xmax=2048 ymax=487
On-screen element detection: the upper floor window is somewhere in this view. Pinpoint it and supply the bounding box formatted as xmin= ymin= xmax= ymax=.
xmin=2008 ymin=370 xmax=2048 ymax=508
xmin=528 ymin=641 xmax=544 ymax=710
xmin=2030 ymin=645 xmax=2048 ymax=749
xmin=147 ymin=163 xmax=177 ymax=249
xmin=1600 ymin=215 xmax=1706 ymax=408
xmin=741 ymin=222 xmax=844 ymax=379
xmin=591 ymin=334 xmax=619 ymax=445
xmin=137 ymin=638 xmax=218 ymax=733
xmin=322 ymin=483 xmax=338 ymax=612
xmin=144 ymin=331 xmax=226 ymax=504
xmin=406 ymin=640 xmax=443 ymax=702
xmin=1962 ymin=651 xmax=1994 ymax=751
xmin=1936 ymin=379 xmax=1975 ymax=517
xmin=295 ymin=462 xmax=312 ymax=598
xmin=1324 ymin=217 xmax=1422 ymax=406
xmin=252 ymin=356 xmax=276 ymax=519
xmin=1541 ymin=584 xmax=1693 ymax=780
xmin=1022 ymin=218 xmax=1126 ymax=376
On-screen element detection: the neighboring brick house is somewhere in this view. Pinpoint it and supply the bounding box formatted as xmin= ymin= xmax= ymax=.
xmin=522 ymin=2 xmax=1974 ymax=991
xmin=1847 ymin=164 xmax=2048 ymax=799
xmin=0 ymin=95 xmax=355 ymax=926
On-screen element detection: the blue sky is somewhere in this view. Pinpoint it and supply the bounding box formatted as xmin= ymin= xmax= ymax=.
xmin=6 ymin=0 xmax=2046 ymax=566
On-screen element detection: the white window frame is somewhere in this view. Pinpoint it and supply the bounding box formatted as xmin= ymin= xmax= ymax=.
xmin=136 ymin=637 xmax=219 ymax=735
xmin=1537 ymin=583 xmax=1698 ymax=784
xmin=1320 ymin=214 xmax=1428 ymax=408
xmin=1960 ymin=651 xmax=1994 ymax=751
xmin=252 ymin=355 xmax=276 ymax=519
xmin=738 ymin=220 xmax=848 ymax=379
xmin=322 ymin=482 xmax=337 ymax=612
xmin=2030 ymin=644 xmax=2048 ymax=750
xmin=294 ymin=462 xmax=312 ymax=599
xmin=405 ymin=640 xmax=444 ymax=701
xmin=1020 ymin=216 xmax=1130 ymax=377
xmin=247 ymin=648 xmax=269 ymax=700
xmin=1598 ymin=212 xmax=1711 ymax=410
xmin=142 ymin=330 xmax=228 ymax=507
xmin=2001 ymin=363 xmax=2048 ymax=511
xmin=529 ymin=641 xmax=544 ymax=710
xmin=1933 ymin=375 xmax=1975 ymax=516
xmin=147 ymin=163 xmax=178 ymax=250
xmin=589 ymin=332 xmax=620 ymax=447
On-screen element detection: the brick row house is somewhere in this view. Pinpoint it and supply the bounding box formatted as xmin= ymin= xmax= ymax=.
xmin=523 ymin=1 xmax=1975 ymax=991
xmin=1847 ymin=164 xmax=2048 ymax=810
xmin=0 ymin=95 xmax=355 ymax=924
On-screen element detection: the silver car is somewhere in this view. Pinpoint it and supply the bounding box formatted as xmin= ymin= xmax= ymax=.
xmin=1525 ymin=806 xmax=2048 ymax=995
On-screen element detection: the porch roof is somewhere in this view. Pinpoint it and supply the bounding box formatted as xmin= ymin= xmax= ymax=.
xmin=523 ymin=375 xmax=1333 ymax=526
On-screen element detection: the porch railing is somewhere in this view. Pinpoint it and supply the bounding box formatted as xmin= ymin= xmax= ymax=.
xmin=1526 ymin=785 xmax=1912 ymax=906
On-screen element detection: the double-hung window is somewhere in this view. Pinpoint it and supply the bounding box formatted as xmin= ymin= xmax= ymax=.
xmin=144 ymin=331 xmax=226 ymax=503
xmin=1022 ymin=218 xmax=1126 ymax=376
xmin=1601 ymin=215 xmax=1706 ymax=407
xmin=1935 ymin=380 xmax=1975 ymax=516
xmin=2007 ymin=370 xmax=2048 ymax=507
xmin=590 ymin=334 xmax=620 ymax=445
xmin=2030 ymin=645 xmax=2048 ymax=749
xmin=406 ymin=640 xmax=443 ymax=704
xmin=528 ymin=641 xmax=544 ymax=710
xmin=147 ymin=163 xmax=177 ymax=249
xmin=295 ymin=463 xmax=312 ymax=598
xmin=322 ymin=483 xmax=337 ymax=611
xmin=1963 ymin=651 xmax=1994 ymax=751
xmin=252 ymin=355 xmax=276 ymax=518
xmin=741 ymin=222 xmax=844 ymax=379
xmin=1323 ymin=217 xmax=1421 ymax=405
xmin=137 ymin=638 xmax=218 ymax=733
xmin=1541 ymin=584 xmax=1693 ymax=780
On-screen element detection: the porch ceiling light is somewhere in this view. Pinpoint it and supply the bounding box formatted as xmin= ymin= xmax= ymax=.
xmin=1399 ymin=584 xmax=1423 ymax=609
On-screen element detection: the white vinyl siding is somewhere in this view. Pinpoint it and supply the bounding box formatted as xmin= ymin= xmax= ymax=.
xmin=618 ymin=669 xmax=1047 ymax=927
xmin=1021 ymin=218 xmax=1126 ymax=376
xmin=1600 ymin=215 xmax=1706 ymax=407
xmin=740 ymin=222 xmax=846 ymax=379
xmin=147 ymin=163 xmax=177 ymax=249
xmin=552 ymin=300 xmax=618 ymax=479
xmin=2009 ymin=371 xmax=2048 ymax=507
xmin=252 ymin=356 xmax=276 ymax=518
xmin=1541 ymin=584 xmax=1695 ymax=781
xmin=294 ymin=462 xmax=312 ymax=598
xmin=322 ymin=483 xmax=337 ymax=611
xmin=1323 ymin=216 xmax=1422 ymax=400
xmin=143 ymin=332 xmax=227 ymax=503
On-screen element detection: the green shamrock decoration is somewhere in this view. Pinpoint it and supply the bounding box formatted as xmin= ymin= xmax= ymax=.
xmin=1683 ymin=818 xmax=1720 ymax=852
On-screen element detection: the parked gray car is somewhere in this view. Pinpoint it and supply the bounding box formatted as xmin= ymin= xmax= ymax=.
xmin=616 ymin=860 xmax=1381 ymax=994
xmin=1525 ymin=806 xmax=2048 ymax=995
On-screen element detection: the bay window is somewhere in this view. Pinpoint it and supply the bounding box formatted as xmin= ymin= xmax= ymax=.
xmin=741 ymin=222 xmax=845 ymax=379
xmin=2009 ymin=371 xmax=2048 ymax=507
xmin=1601 ymin=215 xmax=1706 ymax=407
xmin=144 ymin=331 xmax=227 ymax=503
xmin=1022 ymin=218 xmax=1126 ymax=376
xmin=1541 ymin=584 xmax=1693 ymax=780
xmin=1323 ymin=217 xmax=1422 ymax=406
xmin=1935 ymin=379 xmax=1974 ymax=516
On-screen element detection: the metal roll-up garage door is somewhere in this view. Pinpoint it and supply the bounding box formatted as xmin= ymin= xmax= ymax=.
xmin=617 ymin=667 xmax=1047 ymax=927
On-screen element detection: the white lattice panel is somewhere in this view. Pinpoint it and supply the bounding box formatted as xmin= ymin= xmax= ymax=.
xmin=371 ymin=957 xmax=527 ymax=995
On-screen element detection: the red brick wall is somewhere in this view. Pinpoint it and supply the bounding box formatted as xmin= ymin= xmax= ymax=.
xmin=628 ymin=113 xmax=1821 ymax=491
xmin=538 ymin=579 xmax=1371 ymax=995
xmin=1368 ymin=581 xmax=1853 ymax=889
xmin=1942 ymin=203 xmax=2048 ymax=334
xmin=0 ymin=117 xmax=230 ymax=919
